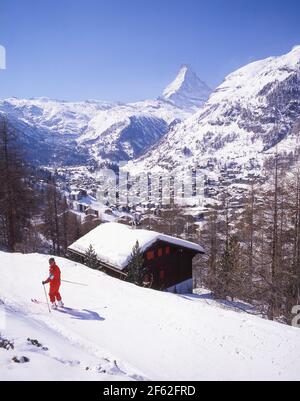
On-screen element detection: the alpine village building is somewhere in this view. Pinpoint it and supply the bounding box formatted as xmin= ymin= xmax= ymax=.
xmin=68 ymin=222 xmax=205 ymax=294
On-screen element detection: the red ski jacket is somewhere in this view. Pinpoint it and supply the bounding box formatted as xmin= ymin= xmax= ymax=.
xmin=45 ymin=264 xmax=61 ymax=287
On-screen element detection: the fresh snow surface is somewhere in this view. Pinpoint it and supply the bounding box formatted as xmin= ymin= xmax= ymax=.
xmin=208 ymin=45 xmax=300 ymax=105
xmin=68 ymin=222 xmax=204 ymax=270
xmin=1 ymin=251 xmax=300 ymax=381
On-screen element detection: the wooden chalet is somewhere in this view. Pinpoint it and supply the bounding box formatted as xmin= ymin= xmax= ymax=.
xmin=68 ymin=222 xmax=204 ymax=294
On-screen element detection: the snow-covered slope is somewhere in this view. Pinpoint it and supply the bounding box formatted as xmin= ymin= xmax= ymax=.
xmin=0 ymin=98 xmax=116 ymax=136
xmin=0 ymin=66 xmax=210 ymax=166
xmin=78 ymin=100 xmax=191 ymax=163
xmin=131 ymin=46 xmax=300 ymax=174
xmin=0 ymin=97 xmax=181 ymax=166
xmin=0 ymin=98 xmax=115 ymax=165
xmin=162 ymin=65 xmax=212 ymax=111
xmin=1 ymin=251 xmax=300 ymax=381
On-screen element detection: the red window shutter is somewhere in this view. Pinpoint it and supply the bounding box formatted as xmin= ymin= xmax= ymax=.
xmin=147 ymin=251 xmax=155 ymax=261
xmin=160 ymin=270 xmax=165 ymax=280
xmin=158 ymin=248 xmax=163 ymax=257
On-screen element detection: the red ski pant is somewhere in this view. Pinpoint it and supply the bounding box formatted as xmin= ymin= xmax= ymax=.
xmin=49 ymin=284 xmax=62 ymax=304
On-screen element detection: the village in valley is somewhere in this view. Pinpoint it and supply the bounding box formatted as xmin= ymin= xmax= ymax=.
xmin=48 ymin=157 xmax=263 ymax=228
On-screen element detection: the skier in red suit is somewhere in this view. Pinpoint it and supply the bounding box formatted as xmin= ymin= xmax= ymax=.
xmin=43 ymin=258 xmax=64 ymax=309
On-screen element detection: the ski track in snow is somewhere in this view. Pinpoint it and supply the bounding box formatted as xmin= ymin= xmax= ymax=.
xmin=1 ymin=307 xmax=146 ymax=381
xmin=1 ymin=252 xmax=300 ymax=381
xmin=0 ymin=255 xmax=147 ymax=381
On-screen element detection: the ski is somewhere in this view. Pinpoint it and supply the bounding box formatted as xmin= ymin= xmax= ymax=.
xmin=31 ymin=299 xmax=66 ymax=310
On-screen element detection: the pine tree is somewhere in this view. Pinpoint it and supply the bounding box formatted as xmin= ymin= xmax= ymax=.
xmin=196 ymin=151 xmax=300 ymax=324
xmin=0 ymin=116 xmax=35 ymax=251
xmin=61 ymin=196 xmax=70 ymax=255
xmin=126 ymin=241 xmax=146 ymax=286
xmin=195 ymin=206 xmax=220 ymax=291
xmin=85 ymin=244 xmax=99 ymax=270
xmin=217 ymin=235 xmax=242 ymax=300
xmin=42 ymin=175 xmax=72 ymax=256
xmin=43 ymin=177 xmax=61 ymax=255
xmin=269 ymin=152 xmax=280 ymax=320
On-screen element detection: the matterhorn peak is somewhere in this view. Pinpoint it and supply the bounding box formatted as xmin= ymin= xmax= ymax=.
xmin=162 ymin=65 xmax=212 ymax=111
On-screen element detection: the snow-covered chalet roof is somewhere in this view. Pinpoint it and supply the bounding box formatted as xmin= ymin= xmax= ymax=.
xmin=68 ymin=222 xmax=204 ymax=270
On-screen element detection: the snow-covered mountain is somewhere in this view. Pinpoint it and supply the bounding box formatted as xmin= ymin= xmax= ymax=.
xmin=130 ymin=46 xmax=300 ymax=174
xmin=0 ymin=98 xmax=116 ymax=136
xmin=162 ymin=64 xmax=212 ymax=111
xmin=1 ymin=251 xmax=300 ymax=381
xmin=79 ymin=99 xmax=191 ymax=164
xmin=0 ymin=66 xmax=210 ymax=166
xmin=0 ymin=98 xmax=114 ymax=165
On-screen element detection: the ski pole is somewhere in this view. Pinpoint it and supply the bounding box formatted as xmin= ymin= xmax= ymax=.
xmin=43 ymin=284 xmax=51 ymax=314
xmin=61 ymin=280 xmax=88 ymax=287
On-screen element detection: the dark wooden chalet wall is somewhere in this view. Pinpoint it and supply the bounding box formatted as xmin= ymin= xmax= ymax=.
xmin=140 ymin=241 xmax=196 ymax=291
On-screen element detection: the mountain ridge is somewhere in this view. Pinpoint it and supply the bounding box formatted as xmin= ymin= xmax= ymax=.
xmin=0 ymin=66 xmax=210 ymax=166
xmin=129 ymin=45 xmax=300 ymax=175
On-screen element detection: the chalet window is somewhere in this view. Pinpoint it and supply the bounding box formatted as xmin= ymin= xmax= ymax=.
xmin=143 ymin=273 xmax=154 ymax=288
xmin=147 ymin=251 xmax=155 ymax=261
xmin=158 ymin=248 xmax=163 ymax=257
xmin=166 ymin=246 xmax=170 ymax=255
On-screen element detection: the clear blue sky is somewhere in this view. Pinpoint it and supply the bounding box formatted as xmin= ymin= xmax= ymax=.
xmin=0 ymin=0 xmax=299 ymax=102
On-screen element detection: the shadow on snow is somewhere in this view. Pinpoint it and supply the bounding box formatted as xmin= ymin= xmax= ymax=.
xmin=179 ymin=292 xmax=260 ymax=315
xmin=57 ymin=307 xmax=105 ymax=321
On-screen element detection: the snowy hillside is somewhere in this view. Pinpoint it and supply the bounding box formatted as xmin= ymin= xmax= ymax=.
xmin=0 ymin=66 xmax=210 ymax=166
xmin=130 ymin=46 xmax=300 ymax=174
xmin=1 ymin=251 xmax=300 ymax=381
xmin=78 ymin=99 xmax=190 ymax=163
xmin=0 ymin=98 xmax=112 ymax=165
xmin=0 ymin=98 xmax=116 ymax=136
